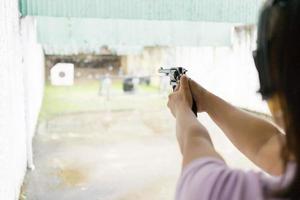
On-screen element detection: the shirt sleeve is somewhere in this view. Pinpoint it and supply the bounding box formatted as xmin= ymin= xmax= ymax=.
xmin=175 ymin=157 xmax=265 ymax=200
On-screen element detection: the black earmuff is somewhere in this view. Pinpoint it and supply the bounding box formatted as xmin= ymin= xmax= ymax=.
xmin=254 ymin=0 xmax=287 ymax=100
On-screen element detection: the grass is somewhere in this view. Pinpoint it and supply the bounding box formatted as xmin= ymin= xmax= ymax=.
xmin=39 ymin=80 xmax=165 ymax=121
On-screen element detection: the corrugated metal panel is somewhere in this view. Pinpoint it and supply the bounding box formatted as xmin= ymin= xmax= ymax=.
xmin=37 ymin=17 xmax=232 ymax=49
xmin=21 ymin=0 xmax=262 ymax=23
xmin=43 ymin=45 xmax=144 ymax=55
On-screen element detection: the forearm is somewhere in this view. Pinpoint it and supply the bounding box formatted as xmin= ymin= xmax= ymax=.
xmin=176 ymin=106 xmax=222 ymax=168
xmin=204 ymin=91 xmax=284 ymax=174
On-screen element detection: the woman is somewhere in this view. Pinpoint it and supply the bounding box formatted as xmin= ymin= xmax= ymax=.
xmin=168 ymin=0 xmax=300 ymax=199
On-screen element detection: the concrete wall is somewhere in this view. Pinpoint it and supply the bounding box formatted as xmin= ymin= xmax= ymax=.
xmin=124 ymin=26 xmax=269 ymax=114
xmin=0 ymin=0 xmax=44 ymax=199
xmin=172 ymin=26 xmax=269 ymax=113
xmin=172 ymin=46 xmax=269 ymax=113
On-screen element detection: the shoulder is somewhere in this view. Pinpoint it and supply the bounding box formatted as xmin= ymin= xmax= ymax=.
xmin=176 ymin=157 xmax=270 ymax=200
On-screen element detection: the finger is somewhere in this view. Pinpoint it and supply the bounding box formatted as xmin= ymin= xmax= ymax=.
xmin=179 ymin=75 xmax=190 ymax=91
xmin=174 ymin=84 xmax=180 ymax=92
xmin=189 ymin=78 xmax=197 ymax=88
xmin=188 ymin=78 xmax=196 ymax=92
xmin=189 ymin=78 xmax=205 ymax=93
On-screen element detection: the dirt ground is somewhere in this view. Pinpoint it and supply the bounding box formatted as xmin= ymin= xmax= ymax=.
xmin=21 ymin=107 xmax=182 ymax=200
xmin=21 ymin=88 xmax=259 ymax=200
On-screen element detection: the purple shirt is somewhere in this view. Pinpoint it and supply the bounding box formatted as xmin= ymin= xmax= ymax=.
xmin=176 ymin=157 xmax=295 ymax=200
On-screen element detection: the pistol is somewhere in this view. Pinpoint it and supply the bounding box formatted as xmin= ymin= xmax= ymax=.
xmin=159 ymin=67 xmax=198 ymax=116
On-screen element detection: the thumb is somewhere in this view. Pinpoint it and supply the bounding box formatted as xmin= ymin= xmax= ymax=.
xmin=179 ymin=75 xmax=189 ymax=91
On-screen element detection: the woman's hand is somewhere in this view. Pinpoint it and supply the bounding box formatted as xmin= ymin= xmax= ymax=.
xmin=167 ymin=74 xmax=199 ymax=152
xmin=167 ymin=75 xmax=221 ymax=166
xmin=167 ymin=75 xmax=194 ymax=118
xmin=188 ymin=79 xmax=209 ymax=113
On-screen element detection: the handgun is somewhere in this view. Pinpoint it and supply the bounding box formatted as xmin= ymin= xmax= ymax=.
xmin=158 ymin=67 xmax=198 ymax=116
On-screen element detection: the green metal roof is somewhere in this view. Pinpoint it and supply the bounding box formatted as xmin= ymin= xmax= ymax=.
xmin=37 ymin=17 xmax=232 ymax=50
xmin=20 ymin=0 xmax=262 ymax=24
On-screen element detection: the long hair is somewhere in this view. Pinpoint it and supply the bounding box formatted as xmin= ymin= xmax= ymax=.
xmin=269 ymin=0 xmax=300 ymax=198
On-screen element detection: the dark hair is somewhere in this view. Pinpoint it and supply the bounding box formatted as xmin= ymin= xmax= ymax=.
xmin=269 ymin=0 xmax=300 ymax=199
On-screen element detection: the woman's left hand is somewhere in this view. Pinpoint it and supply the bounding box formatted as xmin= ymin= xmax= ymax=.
xmin=167 ymin=75 xmax=194 ymax=118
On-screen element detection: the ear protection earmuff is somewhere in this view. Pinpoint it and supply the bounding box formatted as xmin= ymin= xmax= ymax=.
xmin=253 ymin=0 xmax=287 ymax=100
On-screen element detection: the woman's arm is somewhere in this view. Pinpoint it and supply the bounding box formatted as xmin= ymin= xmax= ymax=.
xmin=167 ymin=75 xmax=222 ymax=168
xmin=189 ymin=80 xmax=285 ymax=175
xmin=176 ymin=105 xmax=223 ymax=168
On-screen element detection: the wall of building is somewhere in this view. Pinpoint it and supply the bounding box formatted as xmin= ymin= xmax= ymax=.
xmin=0 ymin=0 xmax=44 ymax=199
xmin=124 ymin=25 xmax=269 ymax=114
xmin=171 ymin=26 xmax=270 ymax=113
xmin=45 ymin=54 xmax=121 ymax=80
xmin=172 ymin=46 xmax=269 ymax=113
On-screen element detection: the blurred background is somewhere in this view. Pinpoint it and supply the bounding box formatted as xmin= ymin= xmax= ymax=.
xmin=0 ymin=0 xmax=270 ymax=200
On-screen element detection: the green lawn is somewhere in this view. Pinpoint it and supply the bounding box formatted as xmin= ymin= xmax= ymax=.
xmin=39 ymin=80 xmax=166 ymax=121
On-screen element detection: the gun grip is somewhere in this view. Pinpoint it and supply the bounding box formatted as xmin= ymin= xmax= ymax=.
xmin=192 ymin=98 xmax=198 ymax=117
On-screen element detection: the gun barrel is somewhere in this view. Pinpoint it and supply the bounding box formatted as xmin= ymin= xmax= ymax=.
xmin=158 ymin=68 xmax=174 ymax=74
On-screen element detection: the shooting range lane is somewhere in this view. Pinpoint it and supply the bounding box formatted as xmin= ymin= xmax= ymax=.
xmin=21 ymin=109 xmax=180 ymax=200
xmin=21 ymin=108 xmax=257 ymax=200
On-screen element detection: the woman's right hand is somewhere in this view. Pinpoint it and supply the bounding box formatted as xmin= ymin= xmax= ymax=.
xmin=188 ymin=79 xmax=209 ymax=113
